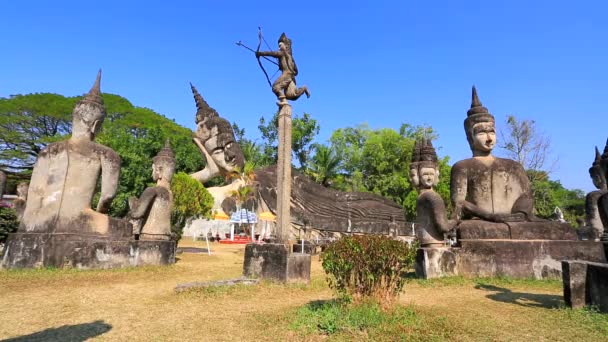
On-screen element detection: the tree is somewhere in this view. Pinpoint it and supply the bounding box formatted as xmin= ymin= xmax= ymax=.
xmin=499 ymin=115 xmax=556 ymax=183
xmin=326 ymin=123 xmax=450 ymax=220
xmin=307 ymin=144 xmax=342 ymax=187
xmin=258 ymin=111 xmax=320 ymax=169
xmin=171 ymin=172 xmax=214 ymax=240
xmin=0 ymin=93 xmax=75 ymax=173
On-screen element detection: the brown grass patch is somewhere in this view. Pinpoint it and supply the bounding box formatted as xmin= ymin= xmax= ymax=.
xmin=0 ymin=241 xmax=606 ymax=341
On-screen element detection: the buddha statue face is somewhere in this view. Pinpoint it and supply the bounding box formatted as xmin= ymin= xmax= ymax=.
xmin=419 ymin=166 xmax=439 ymax=189
xmin=152 ymin=161 xmax=175 ymax=184
xmin=199 ymin=118 xmax=244 ymax=175
xmin=470 ymin=122 xmax=496 ymax=153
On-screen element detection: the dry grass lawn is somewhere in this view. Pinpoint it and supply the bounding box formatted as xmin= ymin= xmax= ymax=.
xmin=1 ymin=241 xmax=606 ymax=341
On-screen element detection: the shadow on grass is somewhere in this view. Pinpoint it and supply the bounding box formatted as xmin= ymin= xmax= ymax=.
xmin=4 ymin=320 xmax=112 ymax=341
xmin=475 ymin=284 xmax=562 ymax=308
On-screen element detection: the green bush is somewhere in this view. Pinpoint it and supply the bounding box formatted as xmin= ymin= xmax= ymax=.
xmin=0 ymin=206 xmax=19 ymax=244
xmin=321 ymin=235 xmax=418 ymax=308
xmin=171 ymin=172 xmax=214 ymax=241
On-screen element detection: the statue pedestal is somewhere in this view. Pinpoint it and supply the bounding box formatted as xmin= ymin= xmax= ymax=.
xmin=1 ymin=233 xmax=176 ymax=269
xmin=243 ymin=243 xmax=311 ymax=283
xmin=416 ymin=239 xmax=606 ymax=280
xmin=562 ymin=260 xmax=608 ymax=312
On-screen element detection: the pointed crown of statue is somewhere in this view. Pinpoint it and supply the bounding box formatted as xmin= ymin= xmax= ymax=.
xmin=589 ymin=145 xmax=607 ymax=189
xmin=412 ymin=138 xmax=438 ymax=170
xmin=153 ymin=140 xmax=176 ymax=167
xmin=464 ymin=86 xmax=495 ymax=145
xmin=190 ymin=83 xmax=219 ymax=125
xmin=278 ymin=32 xmax=293 ymax=52
xmin=74 ymin=70 xmax=107 ymax=125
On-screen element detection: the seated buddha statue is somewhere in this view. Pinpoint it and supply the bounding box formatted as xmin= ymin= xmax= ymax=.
xmin=19 ymin=71 xmax=129 ymax=237
xmin=128 ymin=140 xmax=175 ymax=241
xmin=412 ymin=139 xmax=458 ymax=247
xmin=450 ymin=87 xmax=574 ymax=240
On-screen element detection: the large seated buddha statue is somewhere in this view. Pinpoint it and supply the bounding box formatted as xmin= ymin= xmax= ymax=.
xmin=451 ymin=86 xmax=574 ymax=240
xmin=19 ymin=71 xmax=129 ymax=237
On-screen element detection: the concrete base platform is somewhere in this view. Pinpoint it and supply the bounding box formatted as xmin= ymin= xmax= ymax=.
xmin=562 ymin=260 xmax=608 ymax=312
xmin=416 ymin=240 xmax=606 ymax=280
xmin=243 ymin=243 xmax=311 ymax=283
xmin=1 ymin=232 xmax=176 ymax=269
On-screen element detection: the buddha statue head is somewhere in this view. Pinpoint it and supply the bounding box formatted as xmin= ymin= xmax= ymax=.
xmin=412 ymin=138 xmax=439 ymax=190
xmin=190 ymin=83 xmax=244 ymax=176
xmin=589 ymin=146 xmax=607 ymax=191
xmin=72 ymin=70 xmax=106 ymax=140
xmin=464 ymin=86 xmax=496 ymax=155
xmin=152 ymin=140 xmax=176 ymax=184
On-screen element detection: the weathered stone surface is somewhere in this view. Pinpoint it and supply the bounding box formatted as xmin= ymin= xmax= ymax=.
xmin=457 ymin=220 xmax=577 ymax=240
xmin=2 ymin=233 xmax=176 ymax=269
xmin=415 ymin=247 xmax=458 ymax=278
xmin=128 ymin=141 xmax=175 ymax=241
xmin=175 ymin=278 xmax=259 ymax=293
xmin=411 ymin=139 xmax=457 ymax=247
xmin=20 ymin=71 xmax=126 ymax=237
xmin=562 ymin=260 xmax=608 ymax=312
xmin=254 ymin=165 xmax=409 ymax=235
xmin=189 ymin=84 xmax=245 ymax=184
xmin=243 ymin=243 xmax=310 ymax=283
xmin=415 ymin=240 xmax=606 ymax=279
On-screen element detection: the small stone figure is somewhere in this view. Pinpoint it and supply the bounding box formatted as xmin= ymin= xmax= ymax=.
xmin=189 ymin=84 xmax=245 ymax=184
xmin=583 ymin=145 xmax=607 ymax=238
xmin=412 ymin=139 xmax=458 ymax=247
xmin=0 ymin=170 xmax=6 ymax=200
xmin=128 ymin=140 xmax=176 ymax=240
xmin=451 ymin=86 xmax=534 ymax=222
xmin=20 ymin=70 xmax=125 ymax=235
xmin=13 ymin=182 xmax=28 ymax=221
xmin=256 ymin=33 xmax=310 ymax=103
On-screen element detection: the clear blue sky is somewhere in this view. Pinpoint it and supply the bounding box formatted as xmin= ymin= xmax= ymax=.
xmin=1 ymin=1 xmax=607 ymax=192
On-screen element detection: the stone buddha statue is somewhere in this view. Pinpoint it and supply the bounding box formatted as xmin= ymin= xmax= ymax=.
xmin=583 ymin=145 xmax=607 ymax=239
xmin=450 ymin=87 xmax=573 ymax=240
xmin=412 ymin=139 xmax=458 ymax=247
xmin=451 ymin=86 xmax=534 ymax=223
xmin=128 ymin=140 xmax=175 ymax=240
xmin=20 ymin=70 xmax=128 ymax=236
xmin=189 ymin=83 xmax=245 ymax=184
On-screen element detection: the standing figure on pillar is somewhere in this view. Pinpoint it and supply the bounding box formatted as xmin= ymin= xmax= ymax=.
xmin=256 ymin=33 xmax=310 ymax=103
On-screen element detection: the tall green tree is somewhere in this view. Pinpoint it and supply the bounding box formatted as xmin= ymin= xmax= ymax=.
xmin=258 ymin=111 xmax=320 ymax=169
xmin=0 ymin=93 xmax=75 ymax=173
xmin=326 ymin=123 xmax=449 ymax=220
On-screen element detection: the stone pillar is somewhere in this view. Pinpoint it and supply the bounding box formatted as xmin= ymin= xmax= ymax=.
xmin=276 ymin=97 xmax=292 ymax=243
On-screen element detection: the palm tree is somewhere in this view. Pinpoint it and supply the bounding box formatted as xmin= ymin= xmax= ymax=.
xmin=307 ymin=144 xmax=342 ymax=187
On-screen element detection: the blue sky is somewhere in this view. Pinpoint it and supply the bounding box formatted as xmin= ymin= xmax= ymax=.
xmin=1 ymin=1 xmax=607 ymax=192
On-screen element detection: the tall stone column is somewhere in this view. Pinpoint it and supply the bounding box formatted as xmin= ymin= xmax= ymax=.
xmin=276 ymin=97 xmax=292 ymax=243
